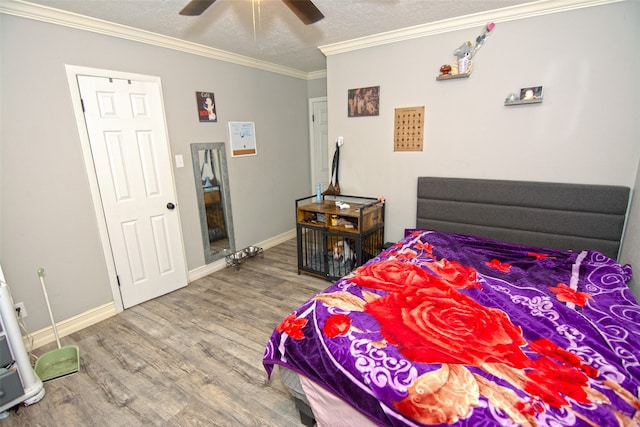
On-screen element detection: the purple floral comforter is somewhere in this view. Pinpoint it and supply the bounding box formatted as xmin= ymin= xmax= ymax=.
xmin=263 ymin=229 xmax=640 ymax=426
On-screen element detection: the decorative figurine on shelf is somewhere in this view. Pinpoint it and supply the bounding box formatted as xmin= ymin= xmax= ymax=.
xmin=453 ymin=41 xmax=473 ymax=75
xmin=447 ymin=22 xmax=495 ymax=76
xmin=472 ymin=22 xmax=495 ymax=55
xmin=439 ymin=64 xmax=452 ymax=76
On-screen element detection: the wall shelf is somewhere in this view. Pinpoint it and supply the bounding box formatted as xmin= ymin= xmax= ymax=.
xmin=436 ymin=72 xmax=471 ymax=81
xmin=505 ymin=98 xmax=543 ymax=106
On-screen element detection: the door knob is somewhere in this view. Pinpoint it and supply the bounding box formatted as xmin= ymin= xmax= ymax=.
xmin=167 ymin=202 xmax=176 ymax=210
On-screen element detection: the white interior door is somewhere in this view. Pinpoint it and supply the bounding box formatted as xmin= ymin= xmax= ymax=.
xmin=77 ymin=75 xmax=187 ymax=309
xmin=309 ymin=98 xmax=329 ymax=192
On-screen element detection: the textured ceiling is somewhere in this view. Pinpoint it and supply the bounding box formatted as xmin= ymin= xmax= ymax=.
xmin=19 ymin=0 xmax=535 ymax=73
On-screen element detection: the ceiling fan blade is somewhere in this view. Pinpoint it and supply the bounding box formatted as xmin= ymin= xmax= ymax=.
xmin=282 ymin=0 xmax=324 ymax=25
xmin=179 ymin=0 xmax=216 ymax=16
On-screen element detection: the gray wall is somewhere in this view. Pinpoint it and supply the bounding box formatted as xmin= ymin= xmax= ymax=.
xmin=0 ymin=14 xmax=323 ymax=331
xmin=307 ymin=76 xmax=328 ymax=99
xmin=325 ymin=2 xmax=640 ymax=297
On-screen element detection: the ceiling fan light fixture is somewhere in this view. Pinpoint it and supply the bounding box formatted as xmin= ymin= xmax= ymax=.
xmin=179 ymin=0 xmax=216 ymax=16
xmin=179 ymin=0 xmax=323 ymax=25
xmin=282 ymin=0 xmax=324 ymax=25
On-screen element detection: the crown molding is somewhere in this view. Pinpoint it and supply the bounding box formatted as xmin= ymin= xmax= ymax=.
xmin=319 ymin=0 xmax=622 ymax=57
xmin=307 ymin=69 xmax=327 ymax=80
xmin=2 ymin=0 xmax=621 ymax=78
xmin=0 ymin=0 xmax=314 ymax=80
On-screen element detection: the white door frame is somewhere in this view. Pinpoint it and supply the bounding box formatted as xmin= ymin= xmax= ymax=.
xmin=308 ymin=96 xmax=328 ymax=192
xmin=64 ymin=65 xmax=184 ymax=313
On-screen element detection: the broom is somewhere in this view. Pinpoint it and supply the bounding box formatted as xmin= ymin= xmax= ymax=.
xmin=34 ymin=268 xmax=80 ymax=381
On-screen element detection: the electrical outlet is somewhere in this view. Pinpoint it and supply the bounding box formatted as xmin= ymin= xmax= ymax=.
xmin=14 ymin=302 xmax=27 ymax=318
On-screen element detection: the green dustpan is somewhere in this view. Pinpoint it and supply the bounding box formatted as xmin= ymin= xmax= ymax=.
xmin=35 ymin=268 xmax=80 ymax=382
xmin=34 ymin=345 xmax=80 ymax=381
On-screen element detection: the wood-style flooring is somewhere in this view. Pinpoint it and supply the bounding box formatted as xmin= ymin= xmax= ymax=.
xmin=6 ymin=238 xmax=329 ymax=426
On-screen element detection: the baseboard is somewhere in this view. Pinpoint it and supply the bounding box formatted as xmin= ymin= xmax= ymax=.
xmin=188 ymin=228 xmax=296 ymax=281
xmin=254 ymin=228 xmax=296 ymax=251
xmin=188 ymin=258 xmax=228 ymax=281
xmin=27 ymin=301 xmax=117 ymax=350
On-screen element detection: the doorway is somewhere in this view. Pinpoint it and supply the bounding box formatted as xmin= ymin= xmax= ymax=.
xmin=66 ymin=66 xmax=188 ymax=310
xmin=309 ymin=97 xmax=328 ymax=192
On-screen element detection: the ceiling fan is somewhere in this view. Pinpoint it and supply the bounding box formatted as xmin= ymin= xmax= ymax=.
xmin=179 ymin=0 xmax=325 ymax=25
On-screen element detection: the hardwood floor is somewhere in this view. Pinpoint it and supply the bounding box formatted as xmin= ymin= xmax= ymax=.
xmin=7 ymin=239 xmax=329 ymax=426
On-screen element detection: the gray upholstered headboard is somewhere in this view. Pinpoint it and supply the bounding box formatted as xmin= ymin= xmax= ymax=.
xmin=416 ymin=177 xmax=630 ymax=260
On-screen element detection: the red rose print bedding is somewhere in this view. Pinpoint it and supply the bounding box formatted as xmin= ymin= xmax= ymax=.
xmin=263 ymin=229 xmax=640 ymax=427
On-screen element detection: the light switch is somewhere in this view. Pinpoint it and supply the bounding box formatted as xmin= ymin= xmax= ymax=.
xmin=175 ymin=155 xmax=184 ymax=168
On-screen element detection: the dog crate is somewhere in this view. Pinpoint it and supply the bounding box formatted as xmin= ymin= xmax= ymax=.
xmin=296 ymin=195 xmax=385 ymax=281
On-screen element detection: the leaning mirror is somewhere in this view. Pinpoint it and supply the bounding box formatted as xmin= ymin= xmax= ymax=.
xmin=190 ymin=142 xmax=235 ymax=264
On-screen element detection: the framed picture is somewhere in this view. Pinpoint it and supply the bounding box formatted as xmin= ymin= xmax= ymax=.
xmin=196 ymin=91 xmax=217 ymax=122
xmin=348 ymin=86 xmax=380 ymax=117
xmin=394 ymin=106 xmax=425 ymax=152
xmin=519 ymin=86 xmax=543 ymax=101
xmin=228 ymin=122 xmax=257 ymax=157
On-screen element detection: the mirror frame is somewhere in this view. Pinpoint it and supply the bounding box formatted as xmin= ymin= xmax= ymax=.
xmin=190 ymin=142 xmax=235 ymax=264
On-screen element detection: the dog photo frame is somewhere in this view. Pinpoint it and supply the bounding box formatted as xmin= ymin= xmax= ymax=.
xmin=348 ymin=86 xmax=380 ymax=117
xmin=520 ymin=86 xmax=543 ymax=101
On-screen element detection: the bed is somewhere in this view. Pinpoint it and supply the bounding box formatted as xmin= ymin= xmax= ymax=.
xmin=263 ymin=177 xmax=639 ymax=427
